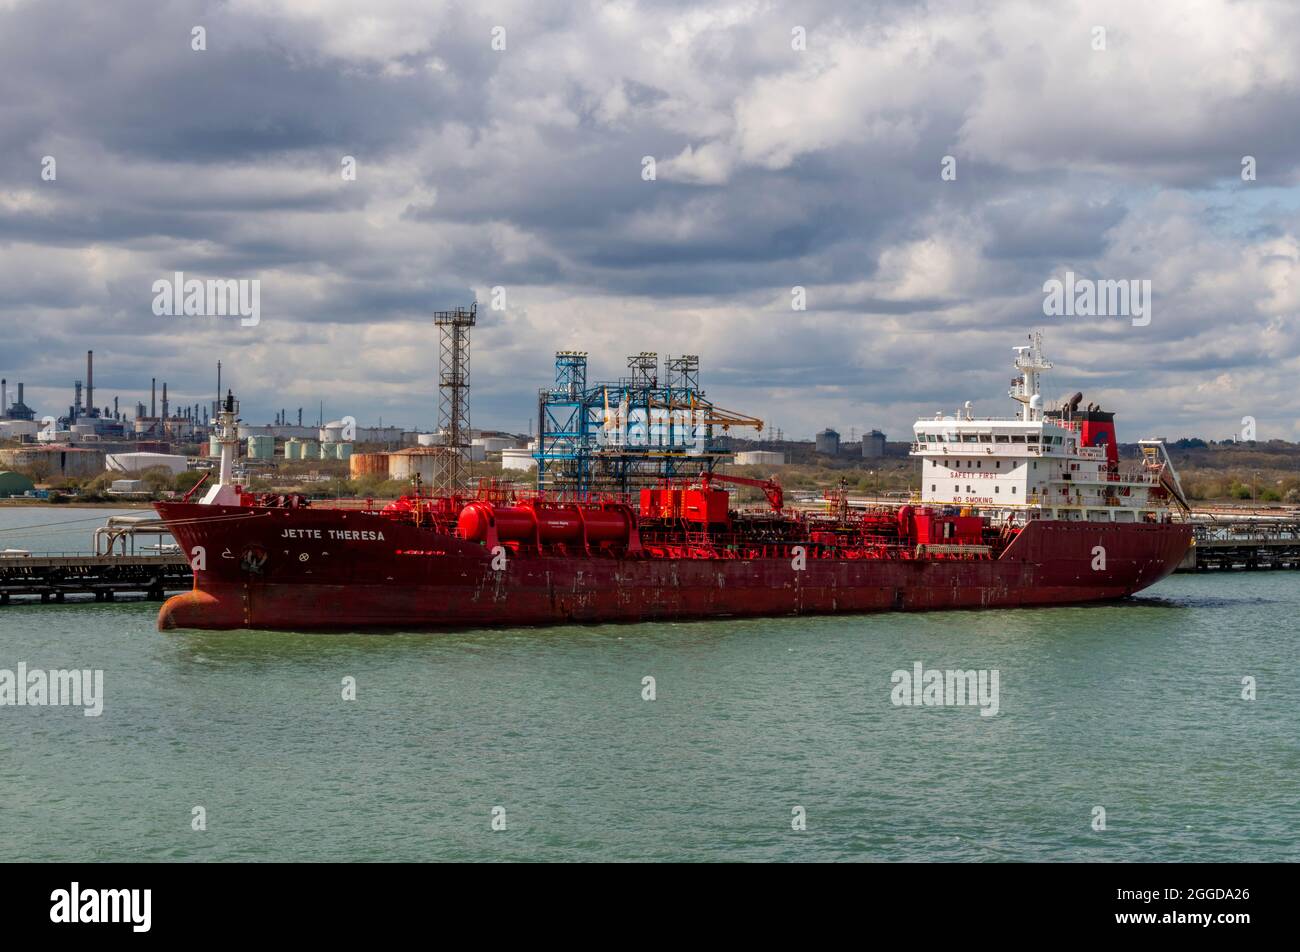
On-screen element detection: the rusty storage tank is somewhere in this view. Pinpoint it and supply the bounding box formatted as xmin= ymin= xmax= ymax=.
xmin=387 ymin=447 xmax=440 ymax=483
xmin=348 ymin=452 xmax=390 ymax=478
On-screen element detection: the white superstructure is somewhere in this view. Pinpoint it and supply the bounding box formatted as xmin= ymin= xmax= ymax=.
xmin=909 ymin=333 xmax=1186 ymax=523
xmin=202 ymin=390 xmax=244 ymax=505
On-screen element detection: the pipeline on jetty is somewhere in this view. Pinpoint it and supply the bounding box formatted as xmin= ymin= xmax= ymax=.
xmin=1178 ymin=518 xmax=1300 ymax=572
xmin=0 ymin=513 xmax=191 ymax=604
xmin=0 ymin=553 xmax=191 ymax=603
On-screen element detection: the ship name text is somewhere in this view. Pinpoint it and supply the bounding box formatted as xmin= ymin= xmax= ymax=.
xmin=280 ymin=529 xmax=386 ymax=541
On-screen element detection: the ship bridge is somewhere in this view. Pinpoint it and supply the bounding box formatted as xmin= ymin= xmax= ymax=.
xmin=909 ymin=334 xmax=1185 ymax=524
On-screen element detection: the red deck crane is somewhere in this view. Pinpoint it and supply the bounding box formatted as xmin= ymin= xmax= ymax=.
xmin=699 ymin=471 xmax=784 ymax=511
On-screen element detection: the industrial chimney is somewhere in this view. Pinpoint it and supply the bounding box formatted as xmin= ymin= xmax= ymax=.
xmin=162 ymin=382 xmax=169 ymax=422
xmin=85 ymin=350 xmax=94 ymax=416
xmin=1 ymin=378 xmax=6 ymax=416
xmin=151 ymin=378 xmax=156 ymax=418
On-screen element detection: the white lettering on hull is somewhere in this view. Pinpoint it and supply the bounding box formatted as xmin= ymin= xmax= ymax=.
xmin=280 ymin=528 xmax=386 ymax=541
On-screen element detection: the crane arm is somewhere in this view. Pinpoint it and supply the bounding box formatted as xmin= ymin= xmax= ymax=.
xmin=700 ymin=471 xmax=783 ymax=511
xmin=652 ymin=396 xmax=764 ymax=433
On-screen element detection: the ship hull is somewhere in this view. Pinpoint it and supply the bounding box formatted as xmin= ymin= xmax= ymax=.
xmin=154 ymin=503 xmax=1192 ymax=632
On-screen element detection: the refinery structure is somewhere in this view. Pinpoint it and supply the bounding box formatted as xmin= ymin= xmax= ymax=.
xmin=534 ymin=350 xmax=763 ymax=494
xmin=2 ymin=304 xmax=901 ymax=495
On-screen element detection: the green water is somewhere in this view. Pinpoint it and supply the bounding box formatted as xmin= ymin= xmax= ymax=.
xmin=1 ymin=508 xmax=1297 ymax=861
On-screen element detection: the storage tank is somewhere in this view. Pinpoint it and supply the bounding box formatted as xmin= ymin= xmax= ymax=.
xmin=247 ymin=435 xmax=275 ymax=460
xmin=416 ymin=432 xmax=443 ymax=447
xmin=734 ymin=450 xmax=786 ymax=467
xmin=334 ymin=442 xmax=353 ymax=462
xmin=284 ymin=438 xmax=301 ymax=461
xmin=457 ymin=502 xmax=632 ymax=547
xmin=862 ymin=429 xmax=887 ymax=458
xmin=473 ymin=436 xmax=515 ymax=453
xmin=105 ymin=451 xmax=187 ymax=475
xmin=320 ymin=420 xmax=347 ymax=444
xmin=388 ymin=447 xmax=440 ymax=483
xmin=299 ymin=440 xmax=320 ymax=460
xmin=349 ymin=452 xmax=390 ymax=478
xmin=501 ymin=447 xmax=537 ymax=471
xmin=208 ymin=435 xmax=221 ymax=458
xmin=815 ymin=428 xmax=841 ymax=455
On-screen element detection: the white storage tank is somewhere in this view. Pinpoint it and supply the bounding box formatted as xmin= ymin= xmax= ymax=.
xmin=247 ymin=435 xmax=275 ymax=459
xmin=105 ymin=452 xmax=188 ymax=475
xmin=416 ymin=432 xmax=443 ymax=447
xmin=284 ymin=439 xmax=301 ymax=461
xmin=473 ymin=436 xmax=515 ymax=453
xmin=734 ymin=450 xmax=786 ymax=467
xmin=501 ymin=448 xmax=537 ymax=471
xmin=334 ymin=442 xmax=353 ymax=462
xmin=208 ymin=435 xmax=222 ymax=458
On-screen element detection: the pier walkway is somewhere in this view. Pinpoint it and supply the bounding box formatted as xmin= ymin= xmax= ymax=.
xmin=0 ymin=553 xmax=191 ymax=603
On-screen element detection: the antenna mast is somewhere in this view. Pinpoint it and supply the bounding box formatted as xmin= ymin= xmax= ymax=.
xmin=1010 ymin=331 xmax=1052 ymax=421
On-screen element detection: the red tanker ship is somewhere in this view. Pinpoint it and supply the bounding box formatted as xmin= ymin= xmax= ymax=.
xmin=156 ymin=335 xmax=1192 ymax=631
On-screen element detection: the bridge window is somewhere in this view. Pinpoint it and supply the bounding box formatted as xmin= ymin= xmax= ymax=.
xmin=1012 ymin=486 xmax=1018 ymax=493
xmin=978 ymin=434 xmax=992 ymax=443
xmin=963 ymin=434 xmax=978 ymax=443
xmin=1010 ymin=435 xmax=1025 ymax=443
xmin=995 ymin=434 xmax=1010 ymax=443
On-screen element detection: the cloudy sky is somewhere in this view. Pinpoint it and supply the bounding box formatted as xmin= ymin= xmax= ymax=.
xmin=2 ymin=0 xmax=1299 ymax=442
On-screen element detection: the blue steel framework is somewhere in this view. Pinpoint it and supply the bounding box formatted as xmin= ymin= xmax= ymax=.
xmin=535 ymin=351 xmax=727 ymax=495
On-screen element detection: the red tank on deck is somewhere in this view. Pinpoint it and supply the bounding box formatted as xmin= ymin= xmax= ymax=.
xmin=457 ymin=500 xmax=635 ymax=548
